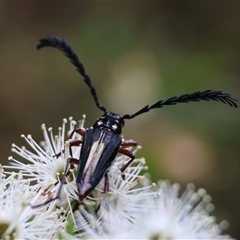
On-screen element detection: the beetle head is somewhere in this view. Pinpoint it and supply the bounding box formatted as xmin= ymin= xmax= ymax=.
xmin=93 ymin=112 xmax=125 ymax=135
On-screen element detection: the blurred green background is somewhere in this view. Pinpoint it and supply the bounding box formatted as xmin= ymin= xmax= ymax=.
xmin=0 ymin=2 xmax=240 ymax=237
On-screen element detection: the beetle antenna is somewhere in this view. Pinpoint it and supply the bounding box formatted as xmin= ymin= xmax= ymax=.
xmin=123 ymin=90 xmax=238 ymax=119
xmin=37 ymin=36 xmax=107 ymax=112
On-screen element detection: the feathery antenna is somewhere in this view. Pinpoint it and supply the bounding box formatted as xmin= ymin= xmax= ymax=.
xmin=123 ymin=90 xmax=238 ymax=119
xmin=37 ymin=37 xmax=238 ymax=120
xmin=37 ymin=36 xmax=106 ymax=112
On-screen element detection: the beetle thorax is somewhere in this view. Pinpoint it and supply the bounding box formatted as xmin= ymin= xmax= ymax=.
xmin=93 ymin=112 xmax=125 ymax=135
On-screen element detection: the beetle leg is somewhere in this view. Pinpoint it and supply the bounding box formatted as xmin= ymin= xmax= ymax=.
xmin=30 ymin=157 xmax=79 ymax=208
xmin=53 ymin=126 xmax=85 ymax=157
xmin=118 ymin=148 xmax=135 ymax=180
xmin=68 ymin=140 xmax=82 ymax=158
xmin=103 ymin=172 xmax=109 ymax=193
xmin=55 ymin=139 xmax=82 ymax=158
xmin=68 ymin=127 xmax=85 ymax=139
xmin=121 ymin=139 xmax=137 ymax=148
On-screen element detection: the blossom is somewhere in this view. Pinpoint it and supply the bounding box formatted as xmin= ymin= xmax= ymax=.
xmin=2 ymin=116 xmax=233 ymax=239
xmin=126 ymin=181 xmax=232 ymax=239
xmin=0 ymin=166 xmax=66 ymax=239
xmin=73 ymin=179 xmax=232 ymax=239
xmin=5 ymin=117 xmax=84 ymax=210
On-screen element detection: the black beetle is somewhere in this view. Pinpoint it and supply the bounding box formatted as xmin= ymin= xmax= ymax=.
xmin=32 ymin=36 xmax=238 ymax=207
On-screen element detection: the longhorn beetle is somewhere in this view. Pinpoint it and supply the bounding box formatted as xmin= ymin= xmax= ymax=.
xmin=32 ymin=36 xmax=238 ymax=207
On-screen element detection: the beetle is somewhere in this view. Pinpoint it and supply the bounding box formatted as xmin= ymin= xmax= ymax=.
xmin=32 ymin=36 xmax=238 ymax=207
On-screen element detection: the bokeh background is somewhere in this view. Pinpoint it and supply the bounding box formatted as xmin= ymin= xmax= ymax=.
xmin=0 ymin=2 xmax=240 ymax=237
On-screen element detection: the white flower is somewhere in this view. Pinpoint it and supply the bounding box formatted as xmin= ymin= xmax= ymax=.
xmin=80 ymin=180 xmax=232 ymax=239
xmin=73 ymin=175 xmax=156 ymax=238
xmin=0 ymin=166 xmax=66 ymax=240
xmin=3 ymin=116 xmax=233 ymax=239
xmin=128 ymin=181 xmax=232 ymax=239
xmin=5 ymin=116 xmax=147 ymax=222
xmin=5 ymin=116 xmax=85 ymax=209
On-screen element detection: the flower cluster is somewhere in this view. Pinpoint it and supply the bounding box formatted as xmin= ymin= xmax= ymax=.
xmin=1 ymin=116 xmax=233 ymax=239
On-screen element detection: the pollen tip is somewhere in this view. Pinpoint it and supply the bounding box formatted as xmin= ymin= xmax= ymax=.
xmin=20 ymin=134 xmax=25 ymax=138
xmin=79 ymin=204 xmax=85 ymax=210
xmin=21 ymin=201 xmax=29 ymax=208
xmin=139 ymin=175 xmax=144 ymax=180
xmin=63 ymin=118 xmax=67 ymax=123
xmin=187 ymin=183 xmax=195 ymax=191
xmin=140 ymin=158 xmax=146 ymax=164
xmin=198 ymin=188 xmax=207 ymax=196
